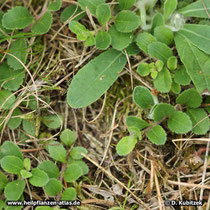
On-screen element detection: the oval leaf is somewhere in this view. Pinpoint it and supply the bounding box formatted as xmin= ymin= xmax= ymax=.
xmin=133 ymin=86 xmax=154 ymax=109
xmin=116 ymin=136 xmax=137 ymax=156
xmin=96 ymin=3 xmax=111 ymax=26
xmin=42 ymin=114 xmax=63 ymax=129
xmin=78 ymin=0 xmax=105 ymax=15
xmin=118 ymin=0 xmax=136 ymax=10
xmin=48 ymin=0 xmax=62 ymax=11
xmin=60 ymin=129 xmax=76 ymax=146
xmin=38 ymin=160 xmax=60 ymax=178
xmin=147 ymin=125 xmax=167 ymax=145
xmin=154 ymin=26 xmax=174 ymax=45
xmin=70 ymin=146 xmax=87 ymax=160
xmin=67 ymin=49 xmax=127 ymax=108
xmin=48 ymin=142 xmax=67 ymax=163
xmin=64 ymin=163 xmax=83 ymax=182
xmin=164 ymin=0 xmax=177 ymax=20
xmin=168 ymin=111 xmax=192 ymax=134
xmin=0 ymin=90 xmax=16 ymax=110
xmin=61 ymin=187 xmax=77 ymax=201
xmin=44 ymin=178 xmax=62 ymax=196
xmin=126 ymin=116 xmax=150 ymax=130
xmin=96 ymin=30 xmax=111 ymax=50
xmin=29 ymin=168 xmax=49 ymax=187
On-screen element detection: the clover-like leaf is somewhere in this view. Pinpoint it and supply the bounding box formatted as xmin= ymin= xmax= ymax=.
xmin=96 ymin=30 xmax=111 ymax=50
xmin=0 ymin=90 xmax=16 ymax=110
xmin=67 ymin=49 xmax=127 ymax=108
xmin=48 ymin=0 xmax=62 ymax=11
xmin=78 ymin=0 xmax=105 ymax=15
xmin=148 ymin=42 xmax=173 ymax=63
xmin=48 ymin=142 xmax=67 ymax=163
xmin=126 ymin=116 xmax=150 ymax=130
xmin=174 ymin=66 xmax=191 ymax=86
xmin=176 ymin=88 xmax=202 ymax=108
xmin=153 ymin=103 xmax=176 ymax=122
xmin=186 ymin=108 xmax=209 ymax=135
xmin=96 ymin=3 xmax=111 ymax=26
xmin=154 ymin=26 xmax=174 ymax=45
xmin=29 ymin=168 xmax=49 ymax=187
xmin=70 ymin=146 xmax=87 ymax=160
xmin=60 ymin=129 xmax=76 ymax=146
xmin=1 ymin=156 xmax=24 ymax=174
xmin=154 ymin=67 xmax=172 ymax=93
xmin=168 ymin=111 xmax=192 ymax=134
xmin=42 ymin=114 xmax=63 ymax=129
xmin=61 ymin=187 xmax=77 ymax=201
xmin=133 ymin=86 xmax=154 ymax=109
xmin=115 ymin=10 xmax=140 ymax=33
xmin=44 ymin=178 xmax=62 ymax=196
xmin=109 ymin=25 xmax=132 ymax=51
xmin=135 ymin=32 xmax=157 ymax=53
xmin=164 ymin=0 xmax=177 ymax=20
xmin=118 ymin=0 xmax=136 ymax=9
xmin=38 ymin=160 xmax=60 ymax=178
xmin=32 ymin=11 xmax=53 ymax=34
xmin=64 ymin=163 xmax=83 ymax=182
xmin=116 ymin=136 xmax=137 ymax=156
xmin=4 ymin=180 xmax=25 ymax=200
xmin=2 ymin=6 xmax=33 ymax=30
xmin=147 ymin=125 xmax=167 ymax=145
xmin=0 ymin=141 xmax=23 ymax=160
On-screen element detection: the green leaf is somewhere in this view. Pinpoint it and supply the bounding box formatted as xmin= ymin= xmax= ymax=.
xmin=179 ymin=0 xmax=210 ymax=18
xmin=148 ymin=42 xmax=173 ymax=63
xmin=174 ymin=66 xmax=191 ymax=85
xmin=154 ymin=67 xmax=172 ymax=93
xmin=61 ymin=187 xmax=77 ymax=201
xmin=168 ymin=111 xmax=192 ymax=134
xmin=0 ymin=171 xmax=8 ymax=190
xmin=164 ymin=0 xmax=177 ymax=20
xmin=68 ymin=160 xmax=89 ymax=175
xmin=125 ymin=42 xmax=140 ymax=56
xmin=135 ymin=32 xmax=157 ymax=53
xmin=20 ymin=169 xmax=32 ymax=178
xmin=147 ymin=125 xmax=167 ymax=145
xmin=96 ymin=3 xmax=111 ymax=26
xmin=48 ymin=0 xmax=62 ymax=11
xmin=126 ymin=116 xmax=150 ymax=130
xmin=133 ymin=86 xmax=154 ymax=109
xmin=137 ymin=63 xmax=150 ymax=77
xmin=176 ymin=88 xmax=202 ymax=108
xmin=22 ymin=119 xmax=36 ymax=136
xmin=155 ymin=60 xmax=164 ymax=72
xmin=69 ymin=21 xmax=89 ymax=41
xmin=67 ymin=49 xmax=127 ymax=108
xmin=60 ymin=5 xmax=84 ymax=22
xmin=96 ymin=30 xmax=111 ymax=50
xmin=109 ymin=25 xmax=132 ymax=51
xmin=70 ymin=146 xmax=87 ymax=160
xmin=187 ymin=108 xmax=209 ymax=135
xmin=64 ymin=163 xmax=83 ymax=182
xmin=175 ymin=33 xmax=210 ymax=93
xmin=153 ymin=103 xmax=176 ymax=122
xmin=2 ymin=6 xmax=33 ymax=30
xmin=177 ymin=24 xmax=210 ymax=55
xmin=42 ymin=114 xmax=63 ymax=129
xmin=151 ymin=13 xmax=164 ymax=34
xmin=115 ymin=10 xmax=140 ymax=33
xmin=1 ymin=156 xmax=24 ymax=174
xmin=60 ymin=129 xmax=76 ymax=146
xmin=171 ymin=80 xmax=181 ymax=94
xmin=24 ymin=158 xmax=31 ymax=171
xmin=29 ymin=168 xmax=49 ymax=187
xmin=38 ymin=160 xmax=60 ymax=178
xmin=0 ymin=90 xmax=15 ymax=110
xmin=167 ymin=56 xmax=177 ymax=71
xmin=154 ymin=26 xmax=174 ymax=45
xmin=0 ymin=141 xmax=23 ymax=160
xmin=44 ymin=178 xmax=62 ymax=196
xmin=116 ymin=136 xmax=137 ymax=156
xmin=48 ymin=142 xmax=67 ymax=163
xmin=118 ymin=0 xmax=136 ymax=9
xmin=32 ymin=11 xmax=53 ymax=34
xmin=7 ymin=38 xmax=28 ymax=70
xmin=78 ymin=0 xmax=105 ymax=15
xmin=4 ymin=180 xmax=25 ymax=200
xmin=7 ymin=108 xmax=22 ymax=130
xmin=84 ymin=33 xmax=95 ymax=46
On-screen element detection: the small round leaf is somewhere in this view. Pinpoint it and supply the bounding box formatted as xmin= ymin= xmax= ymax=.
xmin=29 ymin=168 xmax=49 ymax=187
xmin=44 ymin=178 xmax=62 ymax=196
xmin=38 ymin=160 xmax=60 ymax=178
xmin=96 ymin=30 xmax=111 ymax=50
xmin=147 ymin=125 xmax=167 ymax=145
xmin=61 ymin=187 xmax=77 ymax=201
xmin=96 ymin=3 xmax=111 ymax=26
xmin=70 ymin=146 xmax=87 ymax=160
xmin=64 ymin=163 xmax=83 ymax=182
xmin=0 ymin=90 xmax=16 ymax=110
xmin=60 ymin=129 xmax=76 ymax=146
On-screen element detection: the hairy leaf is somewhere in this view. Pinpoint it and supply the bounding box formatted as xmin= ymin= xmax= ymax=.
xmin=116 ymin=136 xmax=137 ymax=156
xmin=44 ymin=178 xmax=62 ymax=196
xmin=164 ymin=0 xmax=177 ymax=20
xmin=60 ymin=129 xmax=76 ymax=146
xmin=2 ymin=6 xmax=33 ymax=29
xmin=29 ymin=168 xmax=49 ymax=187
xmin=96 ymin=30 xmax=111 ymax=50
xmin=7 ymin=108 xmax=22 ymax=130
xmin=64 ymin=163 xmax=83 ymax=182
xmin=22 ymin=119 xmax=36 ymax=136
xmin=187 ymin=108 xmax=209 ymax=135
xmin=133 ymin=86 xmax=154 ymax=109
xmin=38 ymin=160 xmax=60 ymax=178
xmin=154 ymin=26 xmax=174 ymax=45
xmin=48 ymin=0 xmax=62 ymax=11
xmin=137 ymin=63 xmax=150 ymax=77
xmin=61 ymin=187 xmax=77 ymax=201
xmin=42 ymin=114 xmax=63 ymax=129
xmin=0 ymin=90 xmax=16 ymax=110
xmin=96 ymin=3 xmax=111 ymax=26
xmin=174 ymin=66 xmax=191 ymax=86
xmin=147 ymin=125 xmax=167 ymax=145
xmin=0 ymin=171 xmax=8 ymax=190
xmin=151 ymin=13 xmax=164 ymax=33
xmin=68 ymin=160 xmax=89 ymax=175
xmin=78 ymin=0 xmax=105 ymax=15
xmin=20 ymin=169 xmax=32 ymax=179
xmin=118 ymin=0 xmax=136 ymax=9
xmin=70 ymin=146 xmax=87 ymax=160
xmin=115 ymin=10 xmax=140 ymax=33
xmin=126 ymin=116 xmax=150 ymax=130
xmin=67 ymin=49 xmax=127 ymax=108
xmin=168 ymin=111 xmax=192 ymax=134
xmin=48 ymin=142 xmax=66 ymax=163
